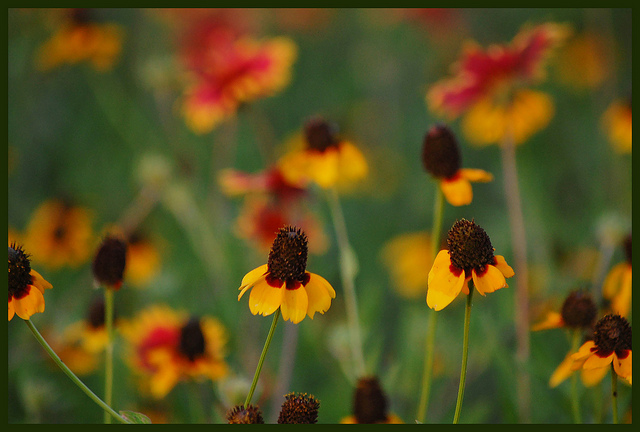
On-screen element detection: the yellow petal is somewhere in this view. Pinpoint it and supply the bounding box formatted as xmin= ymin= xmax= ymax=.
xmin=493 ymin=255 xmax=515 ymax=278
xmin=602 ymin=263 xmax=626 ymax=299
xmin=570 ymin=341 xmax=597 ymax=371
xmin=281 ymin=287 xmax=309 ymax=324
xmin=8 ymin=298 xmax=15 ymax=321
xmin=427 ymin=250 xmax=466 ymax=311
xmin=309 ymin=149 xmax=339 ymax=188
xmin=580 ymin=366 xmax=609 ymax=387
xmin=440 ymin=176 xmax=473 ymax=207
xmin=549 ymin=352 xmax=575 ymax=388
xmin=336 ymin=142 xmax=368 ymax=184
xmin=304 ymin=273 xmax=335 ymax=319
xmin=583 ymin=351 xmax=614 ymax=370
xmin=459 ymin=168 xmax=493 ymax=183
xmin=532 ymin=311 xmax=564 ymax=331
xmin=240 ymin=264 xmax=269 ymax=290
xmin=472 ymin=265 xmax=507 ymax=296
xmin=613 ymin=351 xmax=632 ymax=383
xmin=610 ymin=266 xmax=632 ymax=317
xmin=248 ymin=278 xmax=283 ymax=317
xmin=30 ymin=270 xmax=53 ymax=293
xmin=13 ymin=288 xmax=46 ymax=320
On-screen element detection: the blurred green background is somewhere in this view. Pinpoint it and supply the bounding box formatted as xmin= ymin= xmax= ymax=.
xmin=8 ymin=8 xmax=631 ymax=424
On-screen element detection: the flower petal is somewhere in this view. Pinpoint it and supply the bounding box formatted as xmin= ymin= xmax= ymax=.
xmin=549 ymin=352 xmax=575 ymax=388
xmin=440 ymin=176 xmax=473 ymax=207
xmin=610 ymin=265 xmax=632 ymax=317
xmin=580 ymin=366 xmax=608 ymax=387
xmin=613 ymin=350 xmax=632 ymax=383
xmin=30 ymin=270 xmax=53 ymax=293
xmin=570 ymin=340 xmax=597 ymax=370
xmin=304 ymin=273 xmax=335 ymax=319
xmin=472 ymin=264 xmax=507 ymax=296
xmin=493 ymin=255 xmax=515 ymax=278
xmin=240 ymin=264 xmax=269 ymax=290
xmin=427 ymin=250 xmax=466 ymax=311
xmin=8 ymin=298 xmax=15 ymax=321
xmin=281 ymin=287 xmax=309 ymax=324
xmin=248 ymin=278 xmax=283 ymax=317
xmin=583 ymin=351 xmax=614 ymax=370
xmin=531 ymin=311 xmax=564 ymax=331
xmin=13 ymin=287 xmax=46 ymax=320
xmin=459 ymin=168 xmax=493 ymax=183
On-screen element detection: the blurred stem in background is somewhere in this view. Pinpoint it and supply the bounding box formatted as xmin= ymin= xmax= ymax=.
xmin=453 ymin=286 xmax=474 ymax=424
xmin=570 ymin=329 xmax=582 ymax=424
xmin=326 ymin=186 xmax=366 ymax=380
xmin=24 ymin=319 xmax=130 ymax=424
xmin=500 ymin=128 xmax=531 ymax=423
xmin=416 ymin=187 xmax=444 ymax=423
xmin=103 ymin=288 xmax=115 ymax=424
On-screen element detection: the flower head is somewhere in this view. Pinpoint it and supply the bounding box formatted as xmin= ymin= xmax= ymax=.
xmin=421 ymin=124 xmax=492 ymax=206
xmin=340 ymin=376 xmax=403 ymax=424
xmin=226 ymin=404 xmax=264 ymax=424
xmin=571 ymin=314 xmax=632 ymax=385
xmin=427 ymin=219 xmax=514 ymax=311
xmin=532 ymin=289 xmax=597 ymax=331
xmin=92 ymin=235 xmax=127 ymax=290
xmin=427 ymin=22 xmax=570 ymax=146
xmin=238 ymin=225 xmax=336 ymax=324
xmin=602 ymin=96 xmax=632 ymax=154
xmin=120 ymin=305 xmax=228 ymax=399
xmin=277 ymin=116 xmax=368 ymax=190
xmin=277 ymin=392 xmax=320 ymax=424
xmin=602 ymin=234 xmax=632 ymax=317
xmin=380 ymin=231 xmax=434 ymax=299
xmin=23 ymin=199 xmax=94 ymax=269
xmin=8 ymin=242 xmax=53 ymax=321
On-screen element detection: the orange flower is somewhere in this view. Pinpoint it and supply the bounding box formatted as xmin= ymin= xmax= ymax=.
xmin=8 ymin=243 xmax=53 ymax=321
xmin=602 ymin=97 xmax=632 ymax=154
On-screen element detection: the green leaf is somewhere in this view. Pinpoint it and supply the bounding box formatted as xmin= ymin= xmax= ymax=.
xmin=120 ymin=410 xmax=152 ymax=424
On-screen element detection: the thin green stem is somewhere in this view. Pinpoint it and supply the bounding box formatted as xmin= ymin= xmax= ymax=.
xmin=570 ymin=329 xmax=582 ymax=424
xmin=453 ymin=286 xmax=474 ymax=424
xmin=244 ymin=309 xmax=280 ymax=408
xmin=611 ymin=364 xmax=618 ymax=424
xmin=416 ymin=186 xmax=444 ymax=423
xmin=326 ymin=186 xmax=366 ymax=379
xmin=104 ymin=288 xmax=114 ymax=424
xmin=24 ymin=319 xmax=129 ymax=424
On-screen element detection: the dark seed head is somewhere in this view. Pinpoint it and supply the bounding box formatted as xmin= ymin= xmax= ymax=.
xmin=353 ymin=376 xmax=388 ymax=424
xmin=304 ymin=116 xmax=339 ymax=152
xmin=226 ymin=405 xmax=264 ymax=424
xmin=593 ymin=314 xmax=632 ymax=355
xmin=446 ymin=219 xmax=495 ymax=274
xmin=421 ymin=124 xmax=462 ymax=179
xmin=178 ymin=317 xmax=206 ymax=362
xmin=92 ymin=236 xmax=127 ymax=289
xmin=560 ymin=290 xmax=597 ymax=329
xmin=277 ymin=392 xmax=320 ymax=424
xmin=267 ymin=226 xmax=308 ymax=284
xmin=8 ymin=243 xmax=33 ymax=300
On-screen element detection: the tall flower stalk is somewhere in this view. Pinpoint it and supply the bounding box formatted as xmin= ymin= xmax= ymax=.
xmin=453 ymin=286 xmax=474 ymax=424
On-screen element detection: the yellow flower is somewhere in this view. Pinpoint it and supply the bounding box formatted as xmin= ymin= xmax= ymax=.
xmin=602 ymin=97 xmax=632 ymax=154
xmin=427 ymin=219 xmax=514 ymax=311
xmin=380 ymin=231 xmax=433 ymax=299
xmin=23 ymin=200 xmax=94 ymax=269
xmin=238 ymin=225 xmax=336 ymax=324
xmin=125 ymin=233 xmax=162 ymax=288
xmin=421 ymin=124 xmax=493 ymax=206
xmin=531 ymin=290 xmax=597 ymax=331
xmin=548 ymin=349 xmax=608 ymax=388
xmin=278 ymin=116 xmax=368 ymax=191
xmin=340 ymin=376 xmax=403 ymax=424
xmin=8 ymin=242 xmax=53 ymax=321
xmin=120 ymin=305 xmax=229 ymax=399
xmin=602 ymin=234 xmax=632 ymax=318
xmin=570 ymin=315 xmax=632 ymax=386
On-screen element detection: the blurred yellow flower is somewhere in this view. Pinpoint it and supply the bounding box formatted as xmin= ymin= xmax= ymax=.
xmin=602 ymin=97 xmax=632 ymax=154
xmin=380 ymin=231 xmax=433 ymax=299
xmin=602 ymin=234 xmax=632 ymax=317
xmin=125 ymin=233 xmax=162 ymax=288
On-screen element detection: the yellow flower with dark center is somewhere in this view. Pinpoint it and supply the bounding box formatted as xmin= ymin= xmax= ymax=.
xmin=601 ymin=97 xmax=632 ymax=154
xmin=602 ymin=234 xmax=632 ymax=317
xmin=23 ymin=200 xmax=94 ymax=269
xmin=277 ymin=116 xmax=368 ymax=191
xmin=226 ymin=405 xmax=264 ymax=424
xmin=571 ymin=314 xmax=632 ymax=386
xmin=120 ymin=305 xmax=229 ymax=399
xmin=532 ymin=289 xmax=597 ymax=331
xmin=427 ymin=219 xmax=514 ymax=311
xmin=421 ymin=124 xmax=493 ymax=206
xmin=8 ymin=242 xmax=53 ymax=321
xmin=238 ymin=225 xmax=336 ymax=324
xmin=277 ymin=392 xmax=320 ymax=424
xmin=340 ymin=376 xmax=403 ymax=424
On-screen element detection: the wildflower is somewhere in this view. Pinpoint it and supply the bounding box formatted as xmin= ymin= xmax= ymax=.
xmin=602 ymin=96 xmax=632 ymax=154
xmin=23 ymin=199 xmax=93 ymax=269
xmin=120 ymin=305 xmax=228 ymax=399
xmin=532 ymin=289 xmax=597 ymax=331
xmin=92 ymin=235 xmax=127 ymax=290
xmin=277 ymin=392 xmax=320 ymax=424
xmin=277 ymin=116 xmax=368 ymax=190
xmin=380 ymin=231 xmax=434 ymax=299
xmin=571 ymin=314 xmax=632 ymax=386
xmin=427 ymin=22 xmax=570 ymax=146
xmin=602 ymin=234 xmax=632 ymax=317
xmin=421 ymin=124 xmax=493 ymax=206
xmin=8 ymin=242 xmax=53 ymax=321
xmin=226 ymin=404 xmax=264 ymax=424
xmin=340 ymin=376 xmax=403 ymax=424
xmin=427 ymin=219 xmax=514 ymax=311
xmin=238 ymin=225 xmax=336 ymax=324
xmin=179 ymin=17 xmax=297 ymax=134
xmin=125 ymin=232 xmax=162 ymax=288
xmin=555 ymin=32 xmax=610 ymax=90
xmin=35 ymin=8 xmax=123 ymax=71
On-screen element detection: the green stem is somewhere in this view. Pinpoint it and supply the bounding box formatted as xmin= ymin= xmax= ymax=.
xmin=453 ymin=286 xmax=474 ymax=424
xmin=326 ymin=186 xmax=366 ymax=379
xmin=104 ymin=288 xmax=114 ymax=424
xmin=611 ymin=364 xmax=618 ymax=424
xmin=569 ymin=329 xmax=582 ymax=424
xmin=416 ymin=186 xmax=444 ymax=423
xmin=24 ymin=319 xmax=129 ymax=424
xmin=244 ymin=309 xmax=280 ymax=408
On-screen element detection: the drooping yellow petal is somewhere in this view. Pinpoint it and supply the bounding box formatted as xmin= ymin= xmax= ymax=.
xmin=30 ymin=270 xmax=53 ymax=293
xmin=8 ymin=299 xmax=15 ymax=321
xmin=281 ymin=287 xmax=309 ymax=324
xmin=613 ymin=351 xmax=632 ymax=383
xmin=602 ymin=263 xmax=626 ymax=298
xmin=13 ymin=288 xmax=46 ymax=320
xmin=549 ymin=352 xmax=575 ymax=388
xmin=532 ymin=311 xmax=564 ymax=331
xmin=427 ymin=250 xmax=466 ymax=311
xmin=240 ymin=264 xmax=269 ymax=291
xmin=440 ymin=176 xmax=473 ymax=206
xmin=472 ymin=264 xmax=507 ymax=296
xmin=493 ymin=255 xmax=515 ymax=278
xmin=459 ymin=168 xmax=493 ymax=183
xmin=610 ymin=265 xmax=632 ymax=317
xmin=336 ymin=141 xmax=368 ymax=187
xmin=570 ymin=340 xmax=597 ymax=370
xmin=248 ymin=278 xmax=283 ymax=317
xmin=580 ymin=365 xmax=608 ymax=387
xmin=583 ymin=351 xmax=614 ymax=370
xmin=304 ymin=273 xmax=335 ymax=319
xmin=308 ymin=149 xmax=340 ymax=189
